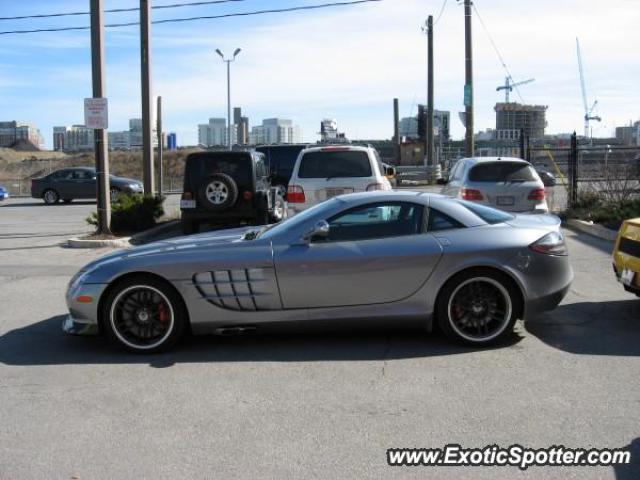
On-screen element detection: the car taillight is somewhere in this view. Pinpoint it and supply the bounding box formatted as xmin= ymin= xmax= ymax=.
xmin=287 ymin=185 xmax=305 ymax=203
xmin=182 ymin=191 xmax=193 ymax=200
xmin=460 ymin=188 xmax=484 ymax=201
xmin=366 ymin=183 xmax=384 ymax=192
xmin=243 ymin=191 xmax=253 ymax=201
xmin=528 ymin=188 xmax=546 ymax=201
xmin=530 ymin=231 xmax=568 ymax=256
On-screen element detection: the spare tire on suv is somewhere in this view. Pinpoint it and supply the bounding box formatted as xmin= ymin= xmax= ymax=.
xmin=199 ymin=173 xmax=238 ymax=211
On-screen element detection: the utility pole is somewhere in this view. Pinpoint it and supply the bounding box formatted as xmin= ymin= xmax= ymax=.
xmin=215 ymin=49 xmax=241 ymax=151
xmin=464 ymin=0 xmax=475 ymax=157
xmin=156 ymin=96 xmax=163 ymax=198
xmin=90 ymin=0 xmax=110 ymax=234
xmin=140 ymin=0 xmax=155 ymax=194
xmin=426 ymin=15 xmax=435 ymax=167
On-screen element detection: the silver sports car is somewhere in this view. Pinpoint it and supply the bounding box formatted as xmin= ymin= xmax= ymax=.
xmin=64 ymin=191 xmax=573 ymax=352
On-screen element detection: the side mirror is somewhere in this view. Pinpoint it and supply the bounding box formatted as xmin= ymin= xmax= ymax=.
xmin=386 ymin=166 xmax=396 ymax=177
xmin=302 ymin=220 xmax=330 ymax=243
xmin=436 ymin=177 xmax=448 ymax=185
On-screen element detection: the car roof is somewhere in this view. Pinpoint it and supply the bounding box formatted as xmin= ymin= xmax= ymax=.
xmin=301 ymin=145 xmax=372 ymax=154
xmin=461 ymin=156 xmax=530 ymax=165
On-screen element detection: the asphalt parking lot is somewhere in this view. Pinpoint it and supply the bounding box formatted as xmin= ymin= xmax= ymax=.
xmin=0 ymin=194 xmax=638 ymax=479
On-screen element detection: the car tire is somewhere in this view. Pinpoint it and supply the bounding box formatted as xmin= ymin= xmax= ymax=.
xmin=436 ymin=269 xmax=521 ymax=347
xmin=101 ymin=275 xmax=187 ymax=353
xmin=43 ymin=189 xmax=59 ymax=205
xmin=198 ymin=173 xmax=238 ymax=212
xmin=181 ymin=219 xmax=200 ymax=235
xmin=269 ymin=194 xmax=287 ymax=223
xmin=63 ymin=199 xmax=73 ymax=204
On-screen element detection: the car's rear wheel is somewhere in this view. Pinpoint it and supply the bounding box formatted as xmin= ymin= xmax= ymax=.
xmin=269 ymin=194 xmax=286 ymax=223
xmin=436 ymin=269 xmax=520 ymax=346
xmin=43 ymin=189 xmax=59 ymax=205
xmin=102 ymin=276 xmax=187 ymax=353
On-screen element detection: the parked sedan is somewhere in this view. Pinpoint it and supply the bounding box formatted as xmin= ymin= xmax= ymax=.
xmin=64 ymin=191 xmax=572 ymax=353
xmin=0 ymin=185 xmax=8 ymax=201
xmin=31 ymin=167 xmax=143 ymax=204
xmin=440 ymin=157 xmax=549 ymax=213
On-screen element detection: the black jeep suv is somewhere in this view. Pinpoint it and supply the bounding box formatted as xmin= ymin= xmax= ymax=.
xmin=180 ymin=151 xmax=286 ymax=235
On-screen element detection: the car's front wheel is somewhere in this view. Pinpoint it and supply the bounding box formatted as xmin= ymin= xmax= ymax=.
xmin=436 ymin=269 xmax=521 ymax=346
xmin=102 ymin=275 xmax=187 ymax=353
xmin=43 ymin=189 xmax=59 ymax=205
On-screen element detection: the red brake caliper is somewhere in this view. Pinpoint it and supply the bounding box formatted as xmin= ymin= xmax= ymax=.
xmin=158 ymin=302 xmax=168 ymax=324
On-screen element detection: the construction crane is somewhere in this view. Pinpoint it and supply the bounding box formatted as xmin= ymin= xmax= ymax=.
xmin=496 ymin=77 xmax=535 ymax=103
xmin=576 ymin=38 xmax=601 ymax=141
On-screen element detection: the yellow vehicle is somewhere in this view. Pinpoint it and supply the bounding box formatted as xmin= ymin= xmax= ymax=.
xmin=613 ymin=217 xmax=640 ymax=296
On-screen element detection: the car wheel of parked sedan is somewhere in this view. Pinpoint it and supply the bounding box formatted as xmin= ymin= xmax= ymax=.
xmin=102 ymin=276 xmax=187 ymax=353
xmin=43 ymin=189 xmax=59 ymax=205
xmin=436 ymin=269 xmax=521 ymax=346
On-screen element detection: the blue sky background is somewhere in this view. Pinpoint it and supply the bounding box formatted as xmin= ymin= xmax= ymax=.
xmin=0 ymin=0 xmax=638 ymax=148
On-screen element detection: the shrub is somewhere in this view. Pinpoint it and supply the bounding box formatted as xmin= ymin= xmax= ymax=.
xmin=86 ymin=194 xmax=164 ymax=234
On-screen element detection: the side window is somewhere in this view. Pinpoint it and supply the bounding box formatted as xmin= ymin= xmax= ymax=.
xmin=321 ymin=202 xmax=424 ymax=242
xmin=427 ymin=208 xmax=464 ymax=232
xmin=56 ymin=170 xmax=73 ymax=180
xmin=255 ymin=156 xmax=268 ymax=178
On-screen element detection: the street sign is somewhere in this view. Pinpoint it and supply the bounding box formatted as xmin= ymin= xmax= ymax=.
xmin=463 ymin=84 xmax=472 ymax=107
xmin=84 ymin=97 xmax=108 ymax=129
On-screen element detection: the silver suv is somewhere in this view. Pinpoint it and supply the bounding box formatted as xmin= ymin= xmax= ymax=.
xmin=440 ymin=157 xmax=548 ymax=213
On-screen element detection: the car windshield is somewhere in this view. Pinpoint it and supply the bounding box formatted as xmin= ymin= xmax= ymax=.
xmin=457 ymin=200 xmax=514 ymax=224
xmin=257 ymin=198 xmax=341 ymax=240
xmin=468 ymin=162 xmax=537 ymax=182
xmin=298 ymin=151 xmax=371 ymax=178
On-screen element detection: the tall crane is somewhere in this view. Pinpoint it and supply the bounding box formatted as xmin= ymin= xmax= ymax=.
xmin=496 ymin=77 xmax=535 ymax=103
xmin=576 ymin=38 xmax=601 ymax=141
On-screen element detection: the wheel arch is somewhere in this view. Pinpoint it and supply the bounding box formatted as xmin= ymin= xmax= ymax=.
xmin=434 ymin=265 xmax=526 ymax=321
xmin=97 ymin=271 xmax=191 ymax=332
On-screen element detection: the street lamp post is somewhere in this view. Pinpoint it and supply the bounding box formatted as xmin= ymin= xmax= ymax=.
xmin=215 ymin=48 xmax=241 ymax=151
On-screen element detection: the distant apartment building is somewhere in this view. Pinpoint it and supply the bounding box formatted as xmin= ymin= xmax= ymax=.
xmin=0 ymin=120 xmax=44 ymax=148
xmin=198 ymin=118 xmax=231 ymax=147
xmin=233 ymin=107 xmax=250 ymax=145
xmin=495 ymin=103 xmax=547 ymax=140
xmin=250 ymin=118 xmax=302 ymax=145
xmin=399 ymin=109 xmax=450 ymax=143
xmin=615 ymin=121 xmax=640 ymax=145
xmin=52 ymin=125 xmax=94 ymax=152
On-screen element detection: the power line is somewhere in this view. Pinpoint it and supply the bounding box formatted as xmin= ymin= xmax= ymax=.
xmin=0 ymin=0 xmax=248 ymax=22
xmin=0 ymin=0 xmax=383 ymax=35
xmin=433 ymin=0 xmax=448 ymax=25
xmin=472 ymin=2 xmax=525 ymax=103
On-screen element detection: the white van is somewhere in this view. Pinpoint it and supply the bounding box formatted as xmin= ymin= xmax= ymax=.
xmin=286 ymin=145 xmax=393 ymax=216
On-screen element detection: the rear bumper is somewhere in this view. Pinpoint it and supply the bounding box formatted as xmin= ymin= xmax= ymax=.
xmin=524 ymin=282 xmax=571 ymax=318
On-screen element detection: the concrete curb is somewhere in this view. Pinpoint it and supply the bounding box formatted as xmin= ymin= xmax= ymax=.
xmin=129 ymin=219 xmax=181 ymax=245
xmin=66 ymin=237 xmax=131 ymax=249
xmin=565 ymin=218 xmax=618 ymax=242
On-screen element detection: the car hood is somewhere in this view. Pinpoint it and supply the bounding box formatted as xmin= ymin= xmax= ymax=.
xmin=82 ymin=225 xmax=262 ymax=271
xmin=506 ymin=213 xmax=561 ymax=231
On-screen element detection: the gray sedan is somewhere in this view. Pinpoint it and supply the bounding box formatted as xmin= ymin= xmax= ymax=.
xmin=31 ymin=167 xmax=143 ymax=204
xmin=64 ymin=191 xmax=573 ymax=352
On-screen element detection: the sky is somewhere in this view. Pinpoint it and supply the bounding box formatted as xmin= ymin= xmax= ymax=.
xmin=0 ymin=0 xmax=639 ymax=149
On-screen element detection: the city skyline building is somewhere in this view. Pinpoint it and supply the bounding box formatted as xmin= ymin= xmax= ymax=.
xmin=0 ymin=120 xmax=44 ymax=149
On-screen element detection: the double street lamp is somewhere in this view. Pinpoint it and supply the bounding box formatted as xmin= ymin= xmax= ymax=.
xmin=215 ymin=48 xmax=241 ymax=151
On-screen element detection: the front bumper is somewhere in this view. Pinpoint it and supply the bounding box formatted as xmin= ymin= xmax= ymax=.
xmin=62 ymin=315 xmax=100 ymax=336
xmin=64 ymin=282 xmax=107 ymax=336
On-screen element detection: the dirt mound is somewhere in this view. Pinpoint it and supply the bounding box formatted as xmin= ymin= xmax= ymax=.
xmin=9 ymin=139 xmax=40 ymax=151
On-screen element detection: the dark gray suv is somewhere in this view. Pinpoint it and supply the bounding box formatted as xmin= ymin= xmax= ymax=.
xmin=31 ymin=167 xmax=143 ymax=204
